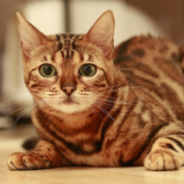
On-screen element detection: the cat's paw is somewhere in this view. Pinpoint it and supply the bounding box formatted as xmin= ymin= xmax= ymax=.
xmin=7 ymin=151 xmax=52 ymax=170
xmin=144 ymin=150 xmax=181 ymax=171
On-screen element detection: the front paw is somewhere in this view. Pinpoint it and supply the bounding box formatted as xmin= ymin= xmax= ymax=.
xmin=144 ymin=150 xmax=182 ymax=171
xmin=7 ymin=152 xmax=51 ymax=170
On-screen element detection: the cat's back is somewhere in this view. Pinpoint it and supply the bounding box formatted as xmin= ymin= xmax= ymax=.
xmin=113 ymin=35 xmax=184 ymax=78
xmin=113 ymin=35 xmax=184 ymax=122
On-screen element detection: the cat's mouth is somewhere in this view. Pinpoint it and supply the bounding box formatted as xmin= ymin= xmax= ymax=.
xmin=62 ymin=99 xmax=79 ymax=105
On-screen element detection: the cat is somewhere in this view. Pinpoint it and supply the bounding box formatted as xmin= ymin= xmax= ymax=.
xmin=7 ymin=10 xmax=184 ymax=171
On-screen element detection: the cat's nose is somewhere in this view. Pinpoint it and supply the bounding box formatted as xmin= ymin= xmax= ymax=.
xmin=61 ymin=85 xmax=76 ymax=96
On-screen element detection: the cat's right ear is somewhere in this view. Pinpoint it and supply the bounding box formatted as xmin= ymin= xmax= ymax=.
xmin=16 ymin=12 xmax=47 ymax=61
xmin=84 ymin=10 xmax=115 ymax=59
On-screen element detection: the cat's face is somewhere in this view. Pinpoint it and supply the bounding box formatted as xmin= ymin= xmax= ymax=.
xmin=17 ymin=11 xmax=115 ymax=113
xmin=24 ymin=36 xmax=114 ymax=113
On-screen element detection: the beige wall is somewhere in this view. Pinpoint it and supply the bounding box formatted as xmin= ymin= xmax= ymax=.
xmin=126 ymin=0 xmax=184 ymax=44
xmin=0 ymin=0 xmax=28 ymax=50
xmin=1 ymin=0 xmax=184 ymax=50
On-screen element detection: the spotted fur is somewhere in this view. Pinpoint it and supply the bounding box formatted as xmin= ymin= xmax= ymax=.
xmin=7 ymin=11 xmax=184 ymax=171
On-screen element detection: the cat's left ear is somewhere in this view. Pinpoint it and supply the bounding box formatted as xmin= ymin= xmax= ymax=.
xmin=16 ymin=12 xmax=48 ymax=61
xmin=85 ymin=10 xmax=115 ymax=59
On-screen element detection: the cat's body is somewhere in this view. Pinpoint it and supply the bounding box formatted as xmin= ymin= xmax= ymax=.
xmin=7 ymin=11 xmax=184 ymax=171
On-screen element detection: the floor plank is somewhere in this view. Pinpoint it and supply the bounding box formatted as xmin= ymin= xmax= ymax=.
xmin=1 ymin=124 xmax=184 ymax=184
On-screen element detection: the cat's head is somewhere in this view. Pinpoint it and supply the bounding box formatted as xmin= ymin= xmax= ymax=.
xmin=16 ymin=11 xmax=117 ymax=114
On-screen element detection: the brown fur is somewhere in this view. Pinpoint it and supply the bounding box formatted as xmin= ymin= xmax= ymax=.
xmin=7 ymin=11 xmax=184 ymax=171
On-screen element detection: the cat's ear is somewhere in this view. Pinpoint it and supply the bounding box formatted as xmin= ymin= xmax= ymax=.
xmin=85 ymin=10 xmax=115 ymax=59
xmin=16 ymin=12 xmax=47 ymax=61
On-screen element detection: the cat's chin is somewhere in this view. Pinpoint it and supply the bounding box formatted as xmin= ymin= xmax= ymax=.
xmin=61 ymin=99 xmax=79 ymax=105
xmin=51 ymin=103 xmax=88 ymax=114
xmin=63 ymin=101 xmax=76 ymax=105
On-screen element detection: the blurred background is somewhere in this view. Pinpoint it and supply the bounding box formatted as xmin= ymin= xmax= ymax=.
xmin=0 ymin=0 xmax=184 ymax=128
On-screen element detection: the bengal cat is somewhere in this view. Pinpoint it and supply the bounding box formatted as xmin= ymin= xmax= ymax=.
xmin=7 ymin=11 xmax=184 ymax=171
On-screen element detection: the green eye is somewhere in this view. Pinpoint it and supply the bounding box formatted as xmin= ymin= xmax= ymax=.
xmin=39 ymin=64 xmax=56 ymax=78
xmin=79 ymin=64 xmax=96 ymax=77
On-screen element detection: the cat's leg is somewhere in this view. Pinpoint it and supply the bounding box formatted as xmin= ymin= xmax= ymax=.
xmin=144 ymin=134 xmax=184 ymax=171
xmin=7 ymin=140 xmax=69 ymax=170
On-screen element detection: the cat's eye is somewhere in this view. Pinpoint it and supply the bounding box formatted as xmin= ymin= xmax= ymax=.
xmin=39 ymin=64 xmax=56 ymax=78
xmin=79 ymin=64 xmax=96 ymax=77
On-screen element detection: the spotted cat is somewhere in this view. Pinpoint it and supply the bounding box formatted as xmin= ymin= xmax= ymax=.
xmin=7 ymin=11 xmax=184 ymax=171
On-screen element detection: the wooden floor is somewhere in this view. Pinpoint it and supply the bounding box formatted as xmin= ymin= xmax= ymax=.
xmin=1 ymin=123 xmax=184 ymax=184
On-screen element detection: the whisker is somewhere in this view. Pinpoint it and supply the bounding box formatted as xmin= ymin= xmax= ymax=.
xmin=77 ymin=95 xmax=103 ymax=119
xmin=5 ymin=98 xmax=48 ymax=120
xmin=13 ymin=100 xmax=48 ymax=125
xmin=94 ymin=101 xmax=113 ymax=110
xmin=93 ymin=102 xmax=114 ymax=121
xmin=0 ymin=94 xmax=33 ymax=107
xmin=93 ymin=87 xmax=128 ymax=94
xmin=98 ymin=98 xmax=130 ymax=105
xmin=5 ymin=103 xmax=34 ymax=119
xmin=82 ymin=100 xmax=103 ymax=119
xmin=93 ymin=84 xmax=143 ymax=96
xmin=90 ymin=104 xmax=103 ymax=119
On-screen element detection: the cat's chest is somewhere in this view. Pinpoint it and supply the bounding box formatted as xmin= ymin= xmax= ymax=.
xmin=33 ymin=108 xmax=122 ymax=166
xmin=33 ymin=108 xmax=104 ymax=148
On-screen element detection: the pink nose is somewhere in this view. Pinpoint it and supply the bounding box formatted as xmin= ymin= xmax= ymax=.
xmin=61 ymin=85 xmax=76 ymax=95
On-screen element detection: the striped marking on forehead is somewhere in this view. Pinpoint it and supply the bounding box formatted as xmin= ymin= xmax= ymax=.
xmin=56 ymin=34 xmax=81 ymax=59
